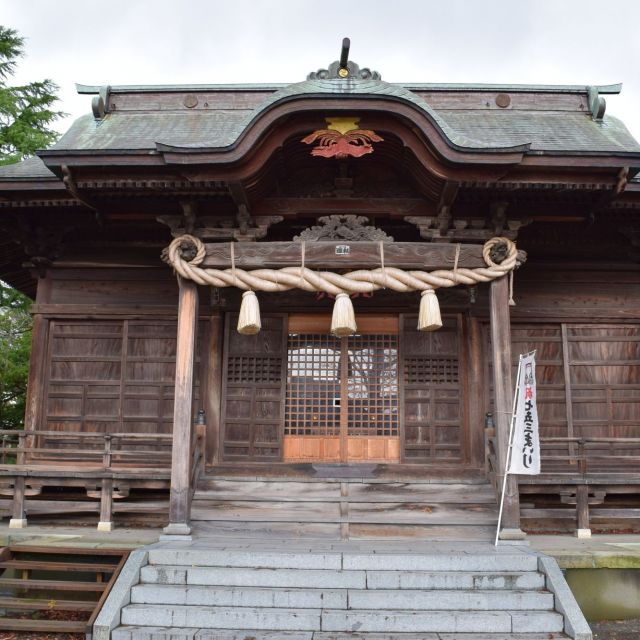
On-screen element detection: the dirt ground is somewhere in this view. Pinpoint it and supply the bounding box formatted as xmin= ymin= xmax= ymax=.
xmin=0 ymin=619 xmax=639 ymax=639
xmin=590 ymin=618 xmax=640 ymax=640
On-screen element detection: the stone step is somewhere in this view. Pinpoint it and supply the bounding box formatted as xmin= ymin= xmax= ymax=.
xmin=130 ymin=584 xmax=553 ymax=611
xmin=139 ymin=568 xmax=545 ymax=591
xmin=131 ymin=584 xmax=347 ymax=608
xmin=147 ymin=549 xmax=539 ymax=572
xmin=320 ymin=609 xmax=565 ymax=634
xmin=120 ymin=605 xmax=565 ymax=633
xmin=314 ymin=634 xmax=570 ymax=640
xmin=348 ymin=589 xmax=554 ymax=611
xmin=366 ymin=570 xmax=545 ymax=590
xmin=121 ymin=604 xmax=320 ymax=631
xmin=112 ymin=627 xmax=312 ymax=640
xmin=141 ymin=565 xmax=367 ymax=589
xmin=113 ymin=628 xmax=570 ymax=640
xmin=148 ymin=548 xmax=342 ymax=570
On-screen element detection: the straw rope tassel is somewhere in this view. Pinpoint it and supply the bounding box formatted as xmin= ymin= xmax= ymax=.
xmin=331 ymin=293 xmax=357 ymax=337
xmin=235 ymin=243 xmax=262 ymax=335
xmin=418 ymin=289 xmax=442 ymax=332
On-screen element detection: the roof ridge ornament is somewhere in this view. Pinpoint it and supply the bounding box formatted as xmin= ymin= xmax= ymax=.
xmin=307 ymin=37 xmax=381 ymax=81
xmin=587 ymin=86 xmax=606 ymax=121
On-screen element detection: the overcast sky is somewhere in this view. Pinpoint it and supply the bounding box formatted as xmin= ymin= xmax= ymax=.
xmin=3 ymin=0 xmax=640 ymax=140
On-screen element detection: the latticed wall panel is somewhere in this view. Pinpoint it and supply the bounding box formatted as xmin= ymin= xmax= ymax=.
xmin=401 ymin=314 xmax=464 ymax=462
xmin=221 ymin=314 xmax=287 ymax=461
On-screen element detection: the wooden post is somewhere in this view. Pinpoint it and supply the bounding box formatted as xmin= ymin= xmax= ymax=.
xmin=205 ymin=311 xmax=223 ymax=465
xmin=466 ymin=317 xmax=485 ymax=467
xmin=576 ymin=484 xmax=591 ymax=538
xmin=490 ymin=275 xmax=525 ymax=540
xmin=9 ymin=475 xmax=27 ymax=528
xmin=164 ymin=277 xmax=199 ymax=536
xmin=98 ymin=478 xmax=114 ymax=532
xmin=98 ymin=436 xmax=114 ymax=531
xmin=23 ymin=314 xmax=49 ymax=455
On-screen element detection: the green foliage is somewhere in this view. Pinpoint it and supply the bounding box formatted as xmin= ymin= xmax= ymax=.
xmin=0 ymin=281 xmax=32 ymax=430
xmin=0 ymin=26 xmax=59 ymax=429
xmin=0 ymin=25 xmax=64 ymax=165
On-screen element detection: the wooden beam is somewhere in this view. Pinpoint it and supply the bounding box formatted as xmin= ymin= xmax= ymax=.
xmin=201 ymin=241 xmax=489 ymax=270
xmin=490 ymin=275 xmax=524 ymax=539
xmin=164 ymin=277 xmax=199 ymax=536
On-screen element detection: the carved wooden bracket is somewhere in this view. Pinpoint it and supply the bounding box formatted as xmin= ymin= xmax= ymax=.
xmin=1 ymin=215 xmax=74 ymax=276
xmin=406 ymin=215 xmax=532 ymax=243
xmin=157 ymin=213 xmax=283 ymax=242
xmin=294 ymin=215 xmax=393 ymax=242
xmin=619 ymin=225 xmax=640 ymax=262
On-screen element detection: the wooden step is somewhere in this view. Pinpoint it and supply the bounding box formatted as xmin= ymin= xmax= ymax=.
xmin=7 ymin=544 xmax=128 ymax=557
xmin=0 ymin=618 xmax=88 ymax=633
xmin=0 ymin=577 xmax=107 ymax=591
xmin=0 ymin=596 xmax=96 ymax=611
xmin=194 ymin=481 xmax=495 ymax=503
xmin=0 ymin=559 xmax=117 ymax=573
xmin=190 ymin=500 xmax=497 ymax=525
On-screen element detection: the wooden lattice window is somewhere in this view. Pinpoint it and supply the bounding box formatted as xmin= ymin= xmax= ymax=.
xmin=285 ymin=334 xmax=341 ymax=437
xmin=284 ymin=333 xmax=398 ymax=439
xmin=346 ymin=334 xmax=398 ymax=437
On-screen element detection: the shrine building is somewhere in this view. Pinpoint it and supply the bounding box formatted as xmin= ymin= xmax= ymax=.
xmin=1 ymin=43 xmax=640 ymax=543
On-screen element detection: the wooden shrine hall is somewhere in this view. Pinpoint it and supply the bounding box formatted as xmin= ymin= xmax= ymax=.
xmin=1 ymin=42 xmax=640 ymax=540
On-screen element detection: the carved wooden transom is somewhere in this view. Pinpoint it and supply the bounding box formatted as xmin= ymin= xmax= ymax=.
xmin=294 ymin=215 xmax=393 ymax=242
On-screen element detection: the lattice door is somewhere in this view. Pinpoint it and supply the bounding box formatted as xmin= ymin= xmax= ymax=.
xmin=284 ymin=319 xmax=400 ymax=462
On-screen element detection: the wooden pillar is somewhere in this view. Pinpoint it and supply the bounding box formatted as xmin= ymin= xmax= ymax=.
xmin=466 ymin=317 xmax=485 ymax=467
xmin=164 ymin=277 xmax=199 ymax=536
xmin=575 ymin=485 xmax=591 ymax=538
xmin=205 ymin=310 xmax=223 ymax=465
xmin=9 ymin=476 xmax=27 ymax=528
xmin=98 ymin=478 xmax=114 ymax=531
xmin=490 ymin=275 xmax=525 ymax=539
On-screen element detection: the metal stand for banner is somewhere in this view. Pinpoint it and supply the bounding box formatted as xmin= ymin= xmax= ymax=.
xmin=494 ymin=351 xmax=536 ymax=546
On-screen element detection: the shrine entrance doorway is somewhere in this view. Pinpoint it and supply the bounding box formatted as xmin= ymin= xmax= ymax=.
xmin=283 ymin=315 xmax=400 ymax=463
xmin=220 ymin=312 xmax=467 ymax=466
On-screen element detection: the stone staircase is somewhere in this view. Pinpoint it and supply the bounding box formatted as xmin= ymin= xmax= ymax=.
xmin=110 ymin=543 xmax=581 ymax=639
xmin=191 ymin=475 xmax=499 ymax=540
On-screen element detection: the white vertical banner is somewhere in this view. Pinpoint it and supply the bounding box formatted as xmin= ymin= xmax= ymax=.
xmin=508 ymin=351 xmax=540 ymax=475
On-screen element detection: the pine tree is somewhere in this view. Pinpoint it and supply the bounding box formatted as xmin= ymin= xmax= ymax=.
xmin=0 ymin=282 xmax=31 ymax=430
xmin=0 ymin=25 xmax=63 ymax=165
xmin=0 ymin=26 xmax=63 ymax=429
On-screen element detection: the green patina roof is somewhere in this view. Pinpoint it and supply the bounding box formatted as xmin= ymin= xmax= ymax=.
xmin=1 ymin=78 xmax=639 ymax=181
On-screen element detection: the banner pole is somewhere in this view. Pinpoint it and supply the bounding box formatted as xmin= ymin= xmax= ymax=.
xmin=494 ymin=353 xmax=523 ymax=546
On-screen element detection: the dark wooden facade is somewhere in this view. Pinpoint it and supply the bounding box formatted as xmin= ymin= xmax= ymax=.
xmin=1 ymin=55 xmax=640 ymax=536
